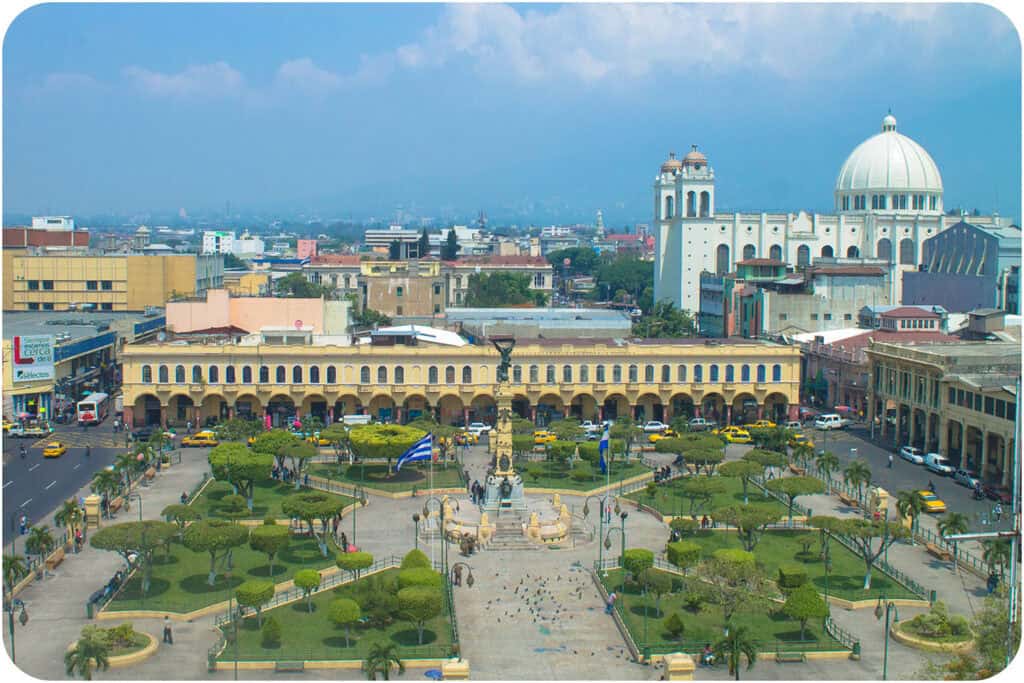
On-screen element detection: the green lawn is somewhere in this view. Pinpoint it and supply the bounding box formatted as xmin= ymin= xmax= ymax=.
xmin=190 ymin=479 xmax=354 ymax=520
xmin=684 ymin=529 xmax=917 ymax=601
xmin=599 ymin=568 xmax=844 ymax=655
xmin=519 ymin=459 xmax=650 ymax=491
xmin=107 ymin=535 xmax=341 ymax=613
xmin=308 ymin=462 xmax=464 ymax=492
xmin=624 ymin=476 xmax=790 ymax=518
xmin=218 ymin=569 xmax=453 ymax=662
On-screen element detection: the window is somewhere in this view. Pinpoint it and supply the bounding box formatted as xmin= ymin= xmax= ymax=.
xmin=581 ymin=365 xmax=590 ymax=383
xmin=142 ymin=366 xmax=152 ymax=383
xmin=824 ymin=313 xmax=832 ymax=321
xmin=361 ymin=366 xmax=371 ymax=384
xmin=596 ymin=365 xmax=606 ymax=383
xmin=292 ymin=366 xmax=302 ymax=383
xmin=741 ymin=365 xmax=750 ymax=382
xmin=693 ymin=365 xmax=703 ymax=383
xmin=100 ymin=303 xmax=112 ymax=311
xmin=397 ymin=286 xmax=404 ymax=297
xmin=26 ymin=280 xmax=39 ymax=290
xmin=613 ymin=365 xmax=622 ymax=383
xmin=434 ymin=304 xmax=441 ymax=314
xmin=772 ymin=364 xmax=782 ymax=382
xmin=175 ymin=365 xmax=185 ymax=383
xmin=563 ymin=365 xmax=573 ymax=383
xmin=984 ymin=397 xmax=995 ymax=415
xmin=462 ymin=366 xmax=472 ymax=383
xmin=260 ymin=366 xmax=269 ymax=383
xmin=797 ymin=245 xmax=810 ymax=267
xmin=448 ymin=366 xmax=457 ymax=384
xmin=226 ymin=366 xmax=236 ymax=384
xmin=209 ymin=366 xmax=219 ymax=383
xmin=86 ymin=281 xmax=98 ymax=290
xmin=1008 ymin=403 xmax=1017 ymax=421
xmin=513 ymin=365 xmax=522 ymax=383
xmin=394 ymin=366 xmax=404 ymax=384
xmin=996 ymin=399 xmax=1006 ymax=419
xmin=433 ymin=284 xmax=441 ymax=295
xmin=327 ymin=366 xmax=336 ymax=383
xmin=27 ymin=303 xmax=39 ymax=310
xmin=661 ymin=365 xmax=671 ymax=383
xmin=310 ymin=366 xmax=320 ymax=384
xmin=101 ymin=281 xmax=112 ymax=291
xmin=534 ymin=273 xmax=545 ymax=287
xmin=756 ymin=365 xmax=766 ymax=383
xmin=709 ymin=365 xmax=719 ymax=382
xmin=779 ymin=313 xmax=788 ymax=321
xmin=645 ymin=365 xmax=655 ymax=383
xmin=428 ymin=366 xmax=439 ymax=384
xmin=929 ymin=196 xmax=937 ymax=210
xmin=974 ymin=394 xmax=982 ymax=411
xmin=628 ymin=365 xmax=638 ymax=383
xmin=811 ymin=313 xmax=819 ymax=321
xmin=42 ymin=280 xmax=54 ymax=290
xmin=396 ymin=306 xmax=403 ymax=316
xmin=276 ymin=366 xmax=286 ymax=383
xmin=844 ymin=314 xmax=852 ymax=321
xmin=677 ymin=365 xmax=687 ymax=382
xmin=243 ymin=366 xmax=253 ymax=383
xmin=378 ymin=367 xmax=388 ymax=384
xmin=529 ymin=365 xmax=539 ymax=383
xmin=725 ymin=365 xmax=734 ymax=382
xmin=546 ymin=365 xmax=556 ymax=383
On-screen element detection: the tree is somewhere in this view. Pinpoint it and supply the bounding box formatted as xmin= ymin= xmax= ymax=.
xmin=895 ymin=489 xmax=925 ymax=541
xmin=281 ymin=492 xmax=346 ymax=557
xmin=90 ymin=469 xmax=122 ymax=513
xmin=249 ymin=524 xmax=290 ymax=577
xmin=748 ymin=427 xmax=789 ymax=453
xmin=633 ymin=300 xmax=697 ymax=338
xmin=982 ymin=539 xmax=1011 ymax=579
xmin=418 ymin=228 xmax=431 ymax=258
xmin=262 ymin=616 xmax=281 ymax=648
xmin=441 ymin=230 xmax=461 ymax=261
xmin=679 ymin=477 xmax=726 ymax=516
xmin=348 ymin=424 xmax=428 ymax=473
xmin=718 ymin=461 xmax=763 ymax=504
xmin=25 ymin=526 xmax=55 ymax=573
xmin=398 ymin=568 xmax=443 ymax=590
xmin=665 ymin=612 xmax=686 ymax=640
xmin=742 ymin=449 xmax=787 ymax=480
xmin=549 ymin=419 xmax=583 ymax=442
xmin=161 ymin=504 xmax=201 ymax=539
xmin=182 ymin=519 xmax=250 ymax=586
xmin=666 ymin=540 xmax=701 ymax=575
xmin=55 ymin=499 xmax=85 ymax=541
xmin=236 ymin=580 xmax=275 ymax=627
xmin=397 ymin=586 xmax=443 ymax=645
xmin=938 ymin=512 xmax=970 ymax=562
xmin=276 ymin=272 xmax=329 ymax=298
xmin=713 ymin=623 xmax=759 ymax=680
xmin=65 ymin=627 xmax=111 ymax=681
xmin=683 ymin=449 xmax=725 ymax=476
xmin=337 ymin=551 xmax=374 ymax=580
xmin=400 ymin=548 xmax=431 ymax=570
xmin=696 ymin=549 xmax=768 ymax=626
xmin=782 ymin=582 xmax=829 ymax=641
xmin=712 ymin=505 xmax=781 ymax=552
xmin=388 ymin=240 xmax=402 ymax=260
xmin=842 ymin=460 xmax=872 ymax=504
xmin=363 ymin=641 xmax=405 ymax=680
xmin=464 ymin=272 xmax=543 ymax=307
xmin=220 ymin=494 xmax=250 ymax=522
xmin=791 ymin=442 xmax=814 ymax=470
xmin=765 ymin=476 xmax=824 ymax=526
xmin=223 ymin=253 xmax=246 ymax=270
xmin=251 ymin=429 xmax=302 ymax=472
xmin=209 ymin=442 xmax=273 ymax=512
xmin=293 ymin=569 xmax=322 ymax=613
xmin=610 ymin=416 xmax=642 ymax=458
xmin=329 ymin=597 xmax=362 ymax=647
xmin=594 ymin=256 xmax=653 ymax=311
xmin=970 ymin=588 xmax=1021 ymax=676
xmin=669 ymin=517 xmax=699 ymax=538
xmin=3 ymin=554 xmax=28 ymax=595
xmin=90 ymin=521 xmax=176 ymax=594
xmin=622 ymin=548 xmax=654 ymax=580
xmin=281 ymin=441 xmax=317 ymax=489
xmin=814 ymin=451 xmax=840 ymax=493
xmin=547 ymin=246 xmax=600 ymax=276
xmin=813 ymin=517 xmax=907 ymax=590
xmin=639 ymin=568 xmax=673 ymax=617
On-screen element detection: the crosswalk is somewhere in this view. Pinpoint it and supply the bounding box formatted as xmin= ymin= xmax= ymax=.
xmin=29 ymin=431 xmax=127 ymax=450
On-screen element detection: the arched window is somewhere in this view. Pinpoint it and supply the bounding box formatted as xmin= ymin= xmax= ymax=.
xmin=664 ymin=195 xmax=674 ymax=219
xmin=276 ymin=366 xmax=286 ymax=383
xmin=772 ymin=364 xmax=782 ymax=382
xmin=428 ymin=366 xmax=439 ymax=384
xmin=158 ymin=365 xmax=169 ymax=383
xmin=208 ymin=366 xmax=219 ymax=383
xmin=725 ymin=365 xmax=735 ymax=382
xmin=687 ymin=191 xmax=697 ymax=217
xmin=797 ymin=245 xmax=810 ymax=267
xmin=361 ymin=366 xmax=371 ymax=384
xmin=596 ymin=365 xmax=606 ymax=383
xmin=899 ymin=238 xmax=915 ymax=265
xmin=741 ymin=364 xmax=751 ymax=382
xmin=259 ymin=366 xmax=269 ymax=383
xmin=580 ymin=365 xmax=589 ymax=383
xmin=546 ymin=365 xmax=556 ymax=383
xmin=513 ymin=365 xmax=522 ymax=383
xmin=326 ymin=366 xmax=336 ymax=383
xmin=225 ymin=366 xmax=236 ymax=384
xmin=175 ymin=365 xmax=185 ymax=383
xmin=699 ymin=191 xmax=710 ymax=217
xmin=716 ymin=244 xmax=730 ymax=276
xmin=769 ymin=245 xmax=782 ymax=261
xmin=310 ymin=366 xmax=320 ymax=384
xmin=742 ymin=244 xmax=756 ymax=260
xmin=445 ymin=365 xmax=456 ymax=383
xmin=293 ymin=365 xmax=303 ymax=384
xmin=613 ymin=365 xmax=622 ymax=383
xmin=394 ymin=366 xmax=404 ymax=384
xmin=462 ymin=366 xmax=472 ymax=384
xmin=677 ymin=365 xmax=687 ymax=382
xmin=563 ymin=365 xmax=573 ymax=383
xmin=847 ymin=245 xmax=860 ymax=258
xmin=628 ymin=365 xmax=638 ymax=383
xmin=192 ymin=365 xmax=202 ymax=383
xmin=821 ymin=245 xmax=834 ymax=258
xmin=693 ymin=365 xmax=703 ymax=383
xmin=709 ymin=364 xmax=719 ymax=382
xmin=877 ymin=238 xmax=893 ymax=262
xmin=661 ymin=365 xmax=671 ymax=383
xmin=243 ymin=366 xmax=253 ymax=384
xmin=756 ymin=365 xmax=766 ymax=383
xmin=529 ymin=365 xmax=538 ymax=383
xmin=644 ymin=365 xmax=655 ymax=383
xmin=142 ymin=365 xmax=152 ymax=383
xmin=378 ymin=367 xmax=388 ymax=384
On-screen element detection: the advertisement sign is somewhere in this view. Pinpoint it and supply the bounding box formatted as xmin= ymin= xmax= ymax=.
xmin=12 ymin=335 xmax=55 ymax=383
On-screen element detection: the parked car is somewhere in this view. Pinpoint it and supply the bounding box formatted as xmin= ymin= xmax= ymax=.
xmin=899 ymin=446 xmax=925 ymax=465
xmin=983 ymin=483 xmax=1013 ymax=504
xmin=814 ymin=414 xmax=848 ymax=430
xmin=783 ymin=421 xmax=802 ymax=430
xmin=580 ymin=421 xmax=601 ymax=434
xmin=467 ymin=422 xmax=492 ymax=437
xmin=132 ymin=426 xmax=155 ymax=441
xmin=43 ymin=441 xmax=67 ymax=458
xmin=788 ymin=432 xmax=814 ymax=449
xmin=714 ymin=426 xmax=752 ymax=444
xmin=953 ymin=468 xmax=982 ymax=489
xmin=747 ymin=419 xmax=777 ymax=430
xmin=924 ymin=452 xmax=954 ymax=476
xmin=643 ymin=421 xmax=670 ymax=433
xmin=649 ymin=429 xmax=678 ymax=443
xmin=688 ymin=417 xmax=713 ymax=431
xmin=533 ymin=430 xmax=557 ymax=445
xmin=182 ymin=431 xmax=219 ymax=448
xmin=916 ymin=490 xmax=947 ymax=513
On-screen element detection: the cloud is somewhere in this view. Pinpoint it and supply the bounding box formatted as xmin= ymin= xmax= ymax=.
xmin=40 ymin=72 xmax=102 ymax=90
xmin=123 ymin=61 xmax=244 ymax=98
xmin=274 ymin=58 xmax=343 ymax=95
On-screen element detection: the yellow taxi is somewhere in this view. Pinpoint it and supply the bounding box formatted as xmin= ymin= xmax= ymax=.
xmin=788 ymin=432 xmax=814 ymax=449
xmin=43 ymin=441 xmax=67 ymax=458
xmin=917 ymin=490 xmax=947 ymax=513
xmin=649 ymin=428 xmax=678 ymax=443
xmin=247 ymin=436 xmax=257 ymax=446
xmin=714 ymin=426 xmax=752 ymax=444
xmin=748 ymin=419 xmax=777 ymax=430
xmin=456 ymin=431 xmax=478 ymax=445
xmin=306 ymin=434 xmax=331 ymax=446
xmin=2 ymin=420 xmax=13 ymax=433
xmin=534 ymin=430 xmax=557 ymax=445
xmin=182 ymin=431 xmax=219 ymax=447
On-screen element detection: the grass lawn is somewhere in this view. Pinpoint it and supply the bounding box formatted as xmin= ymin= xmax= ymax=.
xmin=599 ymin=569 xmax=844 ymax=655
xmin=624 ymin=476 xmax=790 ymax=518
xmin=107 ymin=534 xmax=340 ymax=613
xmin=308 ymin=462 xmax=464 ymax=492
xmin=519 ymin=459 xmax=650 ymax=491
xmin=190 ymin=479 xmax=355 ymax=520
xmin=218 ymin=569 xmax=452 ymax=662
xmin=684 ymin=529 xmax=917 ymax=601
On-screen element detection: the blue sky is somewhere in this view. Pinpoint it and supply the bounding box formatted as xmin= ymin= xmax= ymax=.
xmin=3 ymin=2 xmax=1021 ymax=224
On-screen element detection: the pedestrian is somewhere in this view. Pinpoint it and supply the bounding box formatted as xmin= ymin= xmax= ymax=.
xmin=332 ymin=515 xmax=340 ymax=538
xmin=113 ymin=418 xmax=119 ymax=433
xmin=994 ymin=504 xmax=1003 ymax=522
xmin=85 ymin=445 xmax=91 ymax=458
xmin=163 ymin=616 xmax=173 ymax=644
xmin=453 ymin=564 xmax=463 ymax=587
xmin=75 ymin=528 xmax=83 ymax=553
xmin=604 ymin=592 xmax=617 ymax=614
xmin=19 ymin=445 xmax=26 ymax=459
xmin=180 ymin=491 xmax=189 ymax=505
xmin=186 ymin=420 xmax=192 ymax=435
xmin=701 ymin=515 xmax=709 ymax=529
xmin=888 ymin=453 xmax=894 ymax=469
xmin=304 ymin=472 xmax=310 ymax=488
xmin=19 ymin=515 xmax=28 ymax=535
xmin=987 ymin=572 xmax=999 ymax=594
xmin=339 ymin=532 xmax=348 ymax=553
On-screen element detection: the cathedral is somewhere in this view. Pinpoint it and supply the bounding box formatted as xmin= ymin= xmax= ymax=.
xmin=652 ymin=114 xmax=1008 ymax=313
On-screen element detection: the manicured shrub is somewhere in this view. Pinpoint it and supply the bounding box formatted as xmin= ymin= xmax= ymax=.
xmin=261 ymin=617 xmax=281 ymax=648
xmin=666 ymin=540 xmax=701 ymax=574
xmin=665 ymin=612 xmax=685 ymax=639
xmin=777 ymin=564 xmax=809 ymax=593
xmin=397 ymin=568 xmax=443 ymax=590
xmin=622 ymin=548 xmax=655 ymax=579
xmin=712 ymin=548 xmax=756 ymax=568
xmin=400 ymin=549 xmax=431 ymax=570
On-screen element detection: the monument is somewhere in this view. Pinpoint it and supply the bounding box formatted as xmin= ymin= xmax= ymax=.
xmin=483 ymin=337 xmax=526 ymax=513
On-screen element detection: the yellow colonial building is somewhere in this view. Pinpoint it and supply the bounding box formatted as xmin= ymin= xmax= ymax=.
xmin=120 ymin=332 xmax=800 ymax=430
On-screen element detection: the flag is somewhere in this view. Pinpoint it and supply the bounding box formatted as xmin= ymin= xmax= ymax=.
xmin=395 ymin=434 xmax=433 ymax=472
xmin=598 ymin=426 xmax=610 ymax=474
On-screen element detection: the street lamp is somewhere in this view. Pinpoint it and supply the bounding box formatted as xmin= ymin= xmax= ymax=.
xmin=449 ymin=562 xmax=475 ymax=588
xmin=412 ymin=513 xmax=421 ymax=550
xmin=351 ymin=485 xmax=367 ymax=548
xmin=4 ymin=597 xmax=28 ymax=663
xmin=875 ymin=596 xmax=900 ymax=680
xmin=603 ymin=512 xmax=628 ymax=588
xmin=226 ymin=571 xmax=238 ymax=681
xmin=423 ymin=497 xmax=449 ymax=576
xmin=582 ymin=494 xmax=609 ymax=571
xmin=126 ymin=493 xmax=143 ymax=521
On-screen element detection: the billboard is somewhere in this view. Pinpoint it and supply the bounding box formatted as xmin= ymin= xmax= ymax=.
xmin=12 ymin=335 xmax=55 ymax=383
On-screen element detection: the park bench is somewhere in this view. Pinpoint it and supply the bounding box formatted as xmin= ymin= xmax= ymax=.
xmin=926 ymin=542 xmax=953 ymax=561
xmin=837 ymin=492 xmax=859 ymax=507
xmin=274 ymin=661 xmax=305 ymax=673
xmin=144 ymin=467 xmax=157 ymax=481
xmin=109 ymin=497 xmax=124 ymax=514
xmin=788 ymin=464 xmax=806 ymax=475
xmin=775 ymin=649 xmax=806 ymax=663
xmin=45 ymin=546 xmax=65 ymax=571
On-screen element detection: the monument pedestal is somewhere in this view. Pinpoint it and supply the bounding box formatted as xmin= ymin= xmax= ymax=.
xmin=483 ymin=473 xmax=526 ymax=514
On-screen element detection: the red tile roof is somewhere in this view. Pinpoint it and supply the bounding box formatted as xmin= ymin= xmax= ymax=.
xmin=3 ymin=227 xmax=90 ymax=248
xmin=605 ymin=233 xmax=640 ymax=241
xmin=879 ymin=306 xmax=942 ymax=318
xmin=811 ymin=265 xmax=886 ymax=277
xmin=827 ymin=329 xmax=952 ymax=351
xmin=737 ymin=258 xmax=785 ymax=266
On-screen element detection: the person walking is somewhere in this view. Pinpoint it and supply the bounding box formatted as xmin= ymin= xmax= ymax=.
xmin=604 ymin=592 xmax=617 ymax=615
xmin=19 ymin=514 xmax=28 ymax=536
xmin=339 ymin=532 xmax=348 ymax=553
xmin=19 ymin=445 xmax=26 ymax=459
xmin=85 ymin=445 xmax=91 ymax=458
xmin=163 ymin=617 xmax=173 ymax=644
xmin=186 ymin=420 xmax=193 ymax=435
xmin=453 ymin=564 xmax=463 ymax=587
xmin=994 ymin=503 xmax=1003 ymax=522
xmin=887 ymin=453 xmax=894 ymax=469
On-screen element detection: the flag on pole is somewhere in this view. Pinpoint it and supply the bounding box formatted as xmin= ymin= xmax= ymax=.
xmin=396 ymin=434 xmax=433 ymax=472
xmin=598 ymin=426 xmax=610 ymax=474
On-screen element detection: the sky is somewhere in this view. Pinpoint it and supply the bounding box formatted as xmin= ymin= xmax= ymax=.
xmin=2 ymin=2 xmax=1021 ymax=224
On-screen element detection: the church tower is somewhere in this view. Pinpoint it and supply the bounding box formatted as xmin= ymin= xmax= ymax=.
xmin=679 ymin=145 xmax=715 ymax=218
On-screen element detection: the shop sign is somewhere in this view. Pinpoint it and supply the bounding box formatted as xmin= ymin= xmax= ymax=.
xmin=12 ymin=335 xmax=55 ymax=383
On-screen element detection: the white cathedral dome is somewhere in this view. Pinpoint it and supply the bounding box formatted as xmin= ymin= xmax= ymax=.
xmin=834 ymin=114 xmax=943 ymax=207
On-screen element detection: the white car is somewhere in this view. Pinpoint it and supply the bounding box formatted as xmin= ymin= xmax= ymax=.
xmin=467 ymin=422 xmax=492 ymax=436
xmin=925 ymin=452 xmax=955 ymax=476
xmin=814 ymin=414 xmax=848 ymax=430
xmin=643 ymin=421 xmax=670 ymax=433
xmin=899 ymin=446 xmax=925 ymax=464
xmin=580 ymin=421 xmax=601 ymax=433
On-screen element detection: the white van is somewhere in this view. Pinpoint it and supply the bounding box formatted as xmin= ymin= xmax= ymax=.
xmin=341 ymin=414 xmax=372 ymax=426
xmin=925 ymin=452 xmax=954 ymax=476
xmin=814 ymin=414 xmax=846 ymax=430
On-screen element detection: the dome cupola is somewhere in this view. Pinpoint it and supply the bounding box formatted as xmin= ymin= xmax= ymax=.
xmin=660 ymin=151 xmax=682 ymax=174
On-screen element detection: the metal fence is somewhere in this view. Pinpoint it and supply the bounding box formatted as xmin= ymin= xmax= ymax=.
xmin=185 ymin=473 xmax=211 ymax=504
xmin=824 ymin=616 xmax=860 ymax=652
xmin=913 ymin=525 xmax=989 ymax=575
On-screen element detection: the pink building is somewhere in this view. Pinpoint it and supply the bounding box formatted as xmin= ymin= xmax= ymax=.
xmin=167 ymin=289 xmax=329 ymax=334
xmin=297 ymin=239 xmax=318 ymax=260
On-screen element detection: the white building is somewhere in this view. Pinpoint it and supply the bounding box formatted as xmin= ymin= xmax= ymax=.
xmin=31 ymin=216 xmax=75 ymax=231
xmin=233 ymin=231 xmax=265 ymax=258
xmin=653 ymin=114 xmax=1008 ymax=313
xmin=203 ymin=230 xmax=235 ymax=255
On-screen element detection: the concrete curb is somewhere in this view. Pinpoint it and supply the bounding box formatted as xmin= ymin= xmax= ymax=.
xmin=889 ymin=623 xmax=975 ymax=654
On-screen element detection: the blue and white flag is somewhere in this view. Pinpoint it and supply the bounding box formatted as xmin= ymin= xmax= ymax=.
xmin=598 ymin=426 xmax=610 ymax=474
xmin=395 ymin=434 xmax=433 ymax=472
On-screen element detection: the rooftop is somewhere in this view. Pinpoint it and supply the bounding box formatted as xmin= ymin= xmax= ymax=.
xmin=446 ymin=307 xmax=630 ymax=322
xmin=737 ymin=258 xmax=786 ymax=267
xmin=879 ymin=306 xmax=942 ymax=318
xmin=811 ymin=265 xmax=887 ymax=277
xmin=3 ymin=310 xmax=159 ymax=342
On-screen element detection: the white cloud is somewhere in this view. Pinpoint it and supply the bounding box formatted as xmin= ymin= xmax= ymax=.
xmin=39 ymin=72 xmax=102 ymax=91
xmin=123 ymin=61 xmax=244 ymax=97
xmin=274 ymin=58 xmax=343 ymax=95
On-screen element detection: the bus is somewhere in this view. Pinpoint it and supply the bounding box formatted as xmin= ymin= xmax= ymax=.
xmin=77 ymin=392 xmax=110 ymax=425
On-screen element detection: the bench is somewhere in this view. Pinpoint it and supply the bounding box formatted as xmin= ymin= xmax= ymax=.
xmin=788 ymin=465 xmax=806 ymax=475
xmin=109 ymin=497 xmax=124 ymax=514
xmin=144 ymin=467 xmax=157 ymax=481
xmin=45 ymin=546 xmax=66 ymax=570
xmin=274 ymin=661 xmax=305 ymax=673
xmin=775 ymin=651 xmax=806 ymax=663
xmin=926 ymin=542 xmax=953 ymax=561
xmin=838 ymin=493 xmax=859 ymax=507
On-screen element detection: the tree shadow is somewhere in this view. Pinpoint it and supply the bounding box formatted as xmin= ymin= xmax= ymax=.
xmin=323 ymin=636 xmax=357 ymax=649
xmin=289 ymin=601 xmax=317 ymax=614
xmin=249 ymin=564 xmax=288 ymax=578
xmin=180 ymin=573 xmax=243 ymax=595
xmin=117 ymin=576 xmax=172 ymax=600
xmin=390 ymin=628 xmax=437 ymax=646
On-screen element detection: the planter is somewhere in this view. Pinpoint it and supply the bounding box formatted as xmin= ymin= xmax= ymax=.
xmin=890 ymin=622 xmax=974 ymax=654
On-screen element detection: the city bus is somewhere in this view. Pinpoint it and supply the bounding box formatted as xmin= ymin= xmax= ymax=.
xmin=77 ymin=392 xmax=110 ymax=425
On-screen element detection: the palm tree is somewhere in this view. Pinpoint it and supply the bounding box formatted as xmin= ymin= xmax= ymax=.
xmin=55 ymin=499 xmax=85 ymax=540
xmin=982 ymin=539 xmax=1012 ymax=579
xmin=937 ymin=512 xmax=970 ymax=563
xmin=3 ymin=554 xmax=28 ymax=595
xmin=815 ymin=451 xmax=839 ymax=494
xmin=115 ymin=451 xmax=140 ymax=493
xmin=895 ymin=490 xmax=925 ymax=545
xmin=363 ymin=641 xmax=405 ymax=681
xmin=842 ymin=460 xmax=872 ymax=505
xmin=713 ymin=624 xmax=759 ymax=681
xmin=792 ymin=443 xmax=814 ymax=470
xmin=90 ymin=470 xmax=121 ymax=515
xmin=64 ymin=628 xmax=111 ymax=680
xmin=25 ymin=526 xmax=55 ymax=575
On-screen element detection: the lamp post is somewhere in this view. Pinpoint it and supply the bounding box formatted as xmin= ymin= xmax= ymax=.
xmin=874 ymin=596 xmax=900 ymax=680
xmin=351 ymin=485 xmax=367 ymax=548
xmin=582 ymin=495 xmax=608 ymax=571
xmin=603 ymin=512 xmax=628 ymax=589
xmin=4 ymin=597 xmax=28 ymax=663
xmin=449 ymin=562 xmax=475 ymax=589
xmin=127 ymin=493 xmax=143 ymax=522
xmin=423 ymin=497 xmax=448 ymax=576
xmin=820 ymin=539 xmax=833 ymax=604
xmin=226 ymin=571 xmax=238 ymax=681
xmin=412 ymin=513 xmax=421 ymax=550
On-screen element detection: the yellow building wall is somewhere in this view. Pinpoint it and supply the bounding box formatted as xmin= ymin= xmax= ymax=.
xmin=126 ymin=256 xmax=199 ymax=310
xmin=8 ymin=255 xmax=129 ymax=310
xmin=226 ymin=273 xmax=269 ymax=296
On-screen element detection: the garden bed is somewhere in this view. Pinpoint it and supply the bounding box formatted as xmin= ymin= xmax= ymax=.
xmin=623 ymin=476 xmax=790 ymax=518
xmin=190 ymin=479 xmax=354 ymax=520
xmin=308 ymin=463 xmax=464 ymax=492
xmin=519 ymin=460 xmax=649 ymax=491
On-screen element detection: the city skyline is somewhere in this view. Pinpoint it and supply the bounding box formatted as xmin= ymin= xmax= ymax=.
xmin=2 ymin=2 xmax=1022 ymax=224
